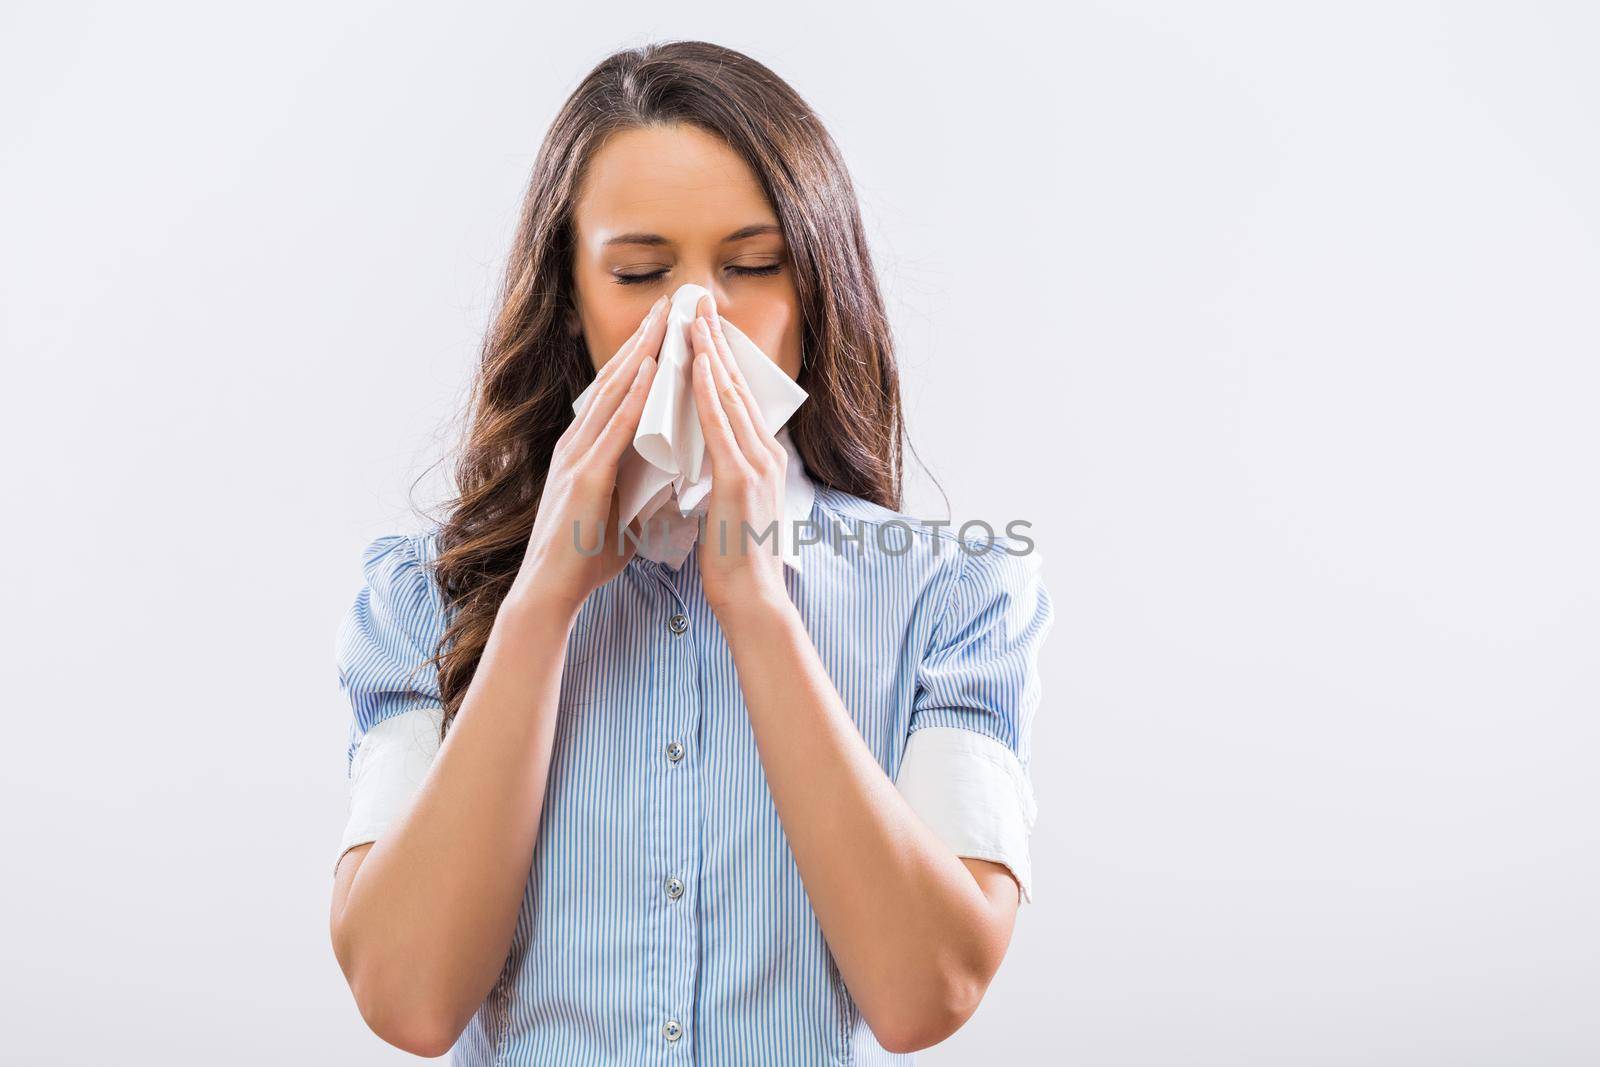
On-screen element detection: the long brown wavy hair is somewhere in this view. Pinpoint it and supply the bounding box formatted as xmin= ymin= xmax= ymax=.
xmin=422 ymin=40 xmax=906 ymax=736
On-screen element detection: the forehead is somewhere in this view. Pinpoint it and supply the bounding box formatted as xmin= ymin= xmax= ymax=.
xmin=573 ymin=123 xmax=776 ymax=243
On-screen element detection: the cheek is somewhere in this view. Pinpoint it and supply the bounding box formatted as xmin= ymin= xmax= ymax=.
xmin=729 ymin=303 xmax=803 ymax=379
xmin=582 ymin=304 xmax=647 ymax=372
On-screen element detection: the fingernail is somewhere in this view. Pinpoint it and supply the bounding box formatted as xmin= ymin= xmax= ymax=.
xmin=652 ymin=295 xmax=669 ymax=316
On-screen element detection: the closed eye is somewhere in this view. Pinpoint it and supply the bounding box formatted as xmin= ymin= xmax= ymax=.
xmin=614 ymin=263 xmax=784 ymax=286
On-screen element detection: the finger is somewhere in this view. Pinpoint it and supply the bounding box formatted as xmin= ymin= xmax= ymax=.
xmin=596 ymin=295 xmax=667 ymax=383
xmin=573 ymin=297 xmax=668 ymax=450
xmin=578 ymin=313 xmax=649 ymax=424
xmin=703 ymin=307 xmax=746 ymax=389
xmin=690 ymin=343 xmax=745 ymax=482
xmin=692 ymin=294 xmax=767 ymax=443
xmin=591 ymin=354 xmax=657 ymax=469
xmin=595 ymin=295 xmax=668 ymax=390
xmin=707 ymin=311 xmax=777 ymax=445
xmin=695 ymin=315 xmax=765 ymax=464
xmin=697 ymin=294 xmax=777 ymax=454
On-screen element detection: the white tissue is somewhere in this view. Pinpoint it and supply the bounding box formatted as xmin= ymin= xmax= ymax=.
xmin=570 ymin=282 xmax=809 ymax=542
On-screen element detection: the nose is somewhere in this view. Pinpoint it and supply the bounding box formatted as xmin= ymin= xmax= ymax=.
xmin=680 ymin=275 xmax=726 ymax=320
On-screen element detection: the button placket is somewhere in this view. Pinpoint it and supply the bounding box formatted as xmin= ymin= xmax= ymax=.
xmin=647 ymin=577 xmax=699 ymax=1056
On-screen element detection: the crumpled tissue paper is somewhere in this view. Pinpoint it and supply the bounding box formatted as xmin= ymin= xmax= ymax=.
xmin=571 ymin=282 xmax=809 ymax=566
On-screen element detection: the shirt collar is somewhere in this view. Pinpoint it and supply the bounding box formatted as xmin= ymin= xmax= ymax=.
xmin=633 ymin=425 xmax=815 ymax=573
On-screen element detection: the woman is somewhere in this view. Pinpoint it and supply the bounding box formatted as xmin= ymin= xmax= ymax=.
xmin=330 ymin=40 xmax=1054 ymax=1064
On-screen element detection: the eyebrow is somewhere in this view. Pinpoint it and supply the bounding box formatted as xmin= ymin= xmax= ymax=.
xmin=601 ymin=223 xmax=782 ymax=248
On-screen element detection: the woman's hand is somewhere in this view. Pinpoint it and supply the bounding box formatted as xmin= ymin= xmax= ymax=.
xmin=688 ymin=292 xmax=792 ymax=620
xmin=506 ymin=294 xmax=668 ymax=616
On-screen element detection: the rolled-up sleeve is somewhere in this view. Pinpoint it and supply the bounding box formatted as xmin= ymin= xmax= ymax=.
xmin=333 ymin=532 xmax=449 ymax=869
xmin=895 ymin=539 xmax=1054 ymax=904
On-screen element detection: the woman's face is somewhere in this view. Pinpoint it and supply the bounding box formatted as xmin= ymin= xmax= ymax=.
xmin=569 ymin=122 xmax=802 ymax=381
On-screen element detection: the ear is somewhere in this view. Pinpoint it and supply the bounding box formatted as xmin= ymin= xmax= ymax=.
xmin=564 ymin=306 xmax=583 ymax=339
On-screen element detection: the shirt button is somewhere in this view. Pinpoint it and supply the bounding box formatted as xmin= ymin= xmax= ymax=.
xmin=662 ymin=1018 xmax=683 ymax=1042
xmin=665 ymin=740 xmax=685 ymax=763
xmin=665 ymin=876 xmax=685 ymax=900
xmin=668 ymin=612 xmax=689 ymax=635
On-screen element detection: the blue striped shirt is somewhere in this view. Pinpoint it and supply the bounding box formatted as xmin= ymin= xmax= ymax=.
xmin=335 ymin=472 xmax=1054 ymax=1064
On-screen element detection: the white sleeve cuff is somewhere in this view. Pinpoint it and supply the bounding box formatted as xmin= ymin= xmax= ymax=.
xmin=894 ymin=725 xmax=1039 ymax=904
xmin=337 ymin=706 xmax=445 ymax=866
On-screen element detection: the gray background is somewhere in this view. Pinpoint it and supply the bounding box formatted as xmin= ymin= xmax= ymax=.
xmin=3 ymin=1 xmax=1596 ymax=1063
